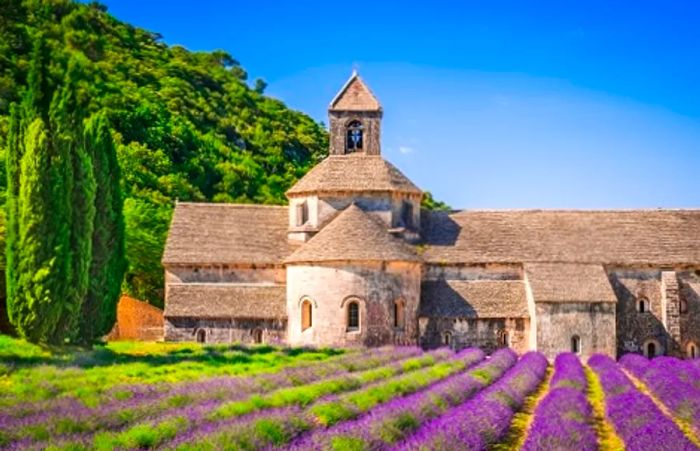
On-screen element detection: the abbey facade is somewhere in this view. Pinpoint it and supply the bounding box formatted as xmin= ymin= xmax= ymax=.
xmin=162 ymin=73 xmax=700 ymax=360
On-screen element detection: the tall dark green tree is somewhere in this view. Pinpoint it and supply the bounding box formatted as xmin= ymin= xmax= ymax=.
xmin=80 ymin=111 xmax=125 ymax=342
xmin=7 ymin=39 xmax=95 ymax=344
xmin=14 ymin=117 xmax=71 ymax=343
xmin=49 ymin=57 xmax=95 ymax=342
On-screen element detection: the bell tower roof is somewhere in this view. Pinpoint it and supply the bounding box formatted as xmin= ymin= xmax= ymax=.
xmin=329 ymin=71 xmax=382 ymax=112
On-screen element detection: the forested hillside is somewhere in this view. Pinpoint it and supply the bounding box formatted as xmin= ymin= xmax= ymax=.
xmin=0 ymin=0 xmax=329 ymax=307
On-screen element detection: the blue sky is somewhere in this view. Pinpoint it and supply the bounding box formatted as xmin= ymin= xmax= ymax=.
xmin=100 ymin=1 xmax=700 ymax=209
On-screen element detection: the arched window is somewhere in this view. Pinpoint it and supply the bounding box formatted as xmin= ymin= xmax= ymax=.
xmin=196 ymin=329 xmax=206 ymax=344
xmin=394 ymin=300 xmax=405 ymax=330
xmin=638 ymin=298 xmax=650 ymax=313
xmin=442 ymin=331 xmax=453 ymax=347
xmin=687 ymin=342 xmax=697 ymax=359
xmin=643 ymin=339 xmax=660 ymax=358
xmin=571 ymin=335 xmax=581 ymax=355
xmin=252 ymin=329 xmax=263 ymax=344
xmin=301 ymin=300 xmax=313 ymax=331
xmin=347 ymin=301 xmax=359 ymax=331
xmin=680 ymin=298 xmax=688 ymax=314
xmin=346 ymin=120 xmax=363 ymax=152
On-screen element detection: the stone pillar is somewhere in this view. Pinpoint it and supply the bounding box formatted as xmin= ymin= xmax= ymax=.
xmin=661 ymin=271 xmax=682 ymax=356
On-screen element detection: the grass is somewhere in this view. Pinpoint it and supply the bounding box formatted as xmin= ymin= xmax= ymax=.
xmin=583 ymin=365 xmax=625 ymax=451
xmin=492 ymin=366 xmax=553 ymax=451
xmin=0 ymin=334 xmax=342 ymax=407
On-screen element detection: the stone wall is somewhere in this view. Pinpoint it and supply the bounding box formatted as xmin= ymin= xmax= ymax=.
xmin=286 ymin=261 xmax=421 ymax=347
xmin=418 ymin=317 xmax=529 ymax=354
xmin=166 ymin=265 xmax=285 ymax=284
xmin=287 ymin=192 xmax=421 ymax=243
xmin=165 ymin=317 xmax=287 ymax=345
xmin=608 ymin=269 xmax=668 ymax=356
xmin=679 ymin=271 xmax=700 ymax=359
xmin=535 ymin=302 xmax=616 ymax=360
xmin=329 ymin=110 xmax=381 ymax=156
xmin=422 ymin=263 xmax=521 ymax=282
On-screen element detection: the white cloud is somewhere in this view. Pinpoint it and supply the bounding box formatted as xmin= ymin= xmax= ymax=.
xmin=399 ymin=146 xmax=415 ymax=154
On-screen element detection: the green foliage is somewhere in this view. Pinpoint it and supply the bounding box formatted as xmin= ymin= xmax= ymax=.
xmin=0 ymin=334 xmax=341 ymax=405
xmin=1 ymin=0 xmax=329 ymax=307
xmin=421 ymin=190 xmax=451 ymax=211
xmin=80 ymin=111 xmax=125 ymax=341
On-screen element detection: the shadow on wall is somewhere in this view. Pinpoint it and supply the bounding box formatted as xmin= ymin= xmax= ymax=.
xmin=610 ymin=276 xmax=675 ymax=358
xmin=420 ymin=211 xmax=461 ymax=247
xmin=419 ymin=280 xmax=490 ymax=351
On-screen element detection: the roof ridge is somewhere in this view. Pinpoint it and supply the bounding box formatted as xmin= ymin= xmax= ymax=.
xmin=284 ymin=204 xmax=420 ymax=263
xmin=329 ymin=71 xmax=381 ymax=111
xmin=448 ymin=208 xmax=700 ymax=213
xmin=176 ymin=202 xmax=288 ymax=210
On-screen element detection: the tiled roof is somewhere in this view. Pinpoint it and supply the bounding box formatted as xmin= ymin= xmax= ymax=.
xmin=285 ymin=204 xmax=420 ymax=264
xmin=329 ymin=72 xmax=381 ymax=111
xmin=524 ymin=263 xmax=617 ymax=303
xmin=286 ymin=154 xmax=421 ymax=196
xmin=419 ymin=280 xmax=529 ymax=318
xmin=421 ymin=209 xmax=700 ymax=265
xmin=164 ymin=283 xmax=287 ymax=319
xmin=162 ymin=203 xmax=296 ymax=265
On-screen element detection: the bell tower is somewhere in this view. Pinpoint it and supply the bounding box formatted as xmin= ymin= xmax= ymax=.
xmin=328 ymin=71 xmax=382 ymax=156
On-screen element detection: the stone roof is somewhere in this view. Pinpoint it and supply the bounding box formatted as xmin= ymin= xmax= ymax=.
xmin=285 ymin=204 xmax=420 ymax=264
xmin=286 ymin=154 xmax=422 ymax=196
xmin=329 ymin=72 xmax=381 ymax=112
xmin=419 ymin=280 xmax=529 ymax=318
xmin=525 ymin=263 xmax=617 ymax=303
xmin=162 ymin=203 xmax=296 ymax=265
xmin=164 ymin=283 xmax=287 ymax=319
xmin=421 ymin=209 xmax=700 ymax=265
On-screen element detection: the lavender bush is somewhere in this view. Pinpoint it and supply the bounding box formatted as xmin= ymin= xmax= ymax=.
xmin=0 ymin=347 xmax=426 ymax=447
xmin=161 ymin=348 xmax=484 ymax=450
xmin=287 ymin=348 xmax=512 ymax=450
xmin=620 ymin=353 xmax=700 ymax=438
xmin=521 ymin=353 xmax=596 ymax=451
xmin=588 ymin=354 xmax=698 ymax=451
xmin=393 ymin=351 xmax=548 ymax=451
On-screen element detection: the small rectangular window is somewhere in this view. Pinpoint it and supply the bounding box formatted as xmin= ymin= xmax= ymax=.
xmin=295 ymin=203 xmax=308 ymax=227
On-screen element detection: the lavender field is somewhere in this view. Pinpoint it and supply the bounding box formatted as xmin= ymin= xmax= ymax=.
xmin=1 ymin=336 xmax=699 ymax=450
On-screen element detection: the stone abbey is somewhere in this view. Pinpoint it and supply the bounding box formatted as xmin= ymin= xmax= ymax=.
xmin=162 ymin=73 xmax=700 ymax=360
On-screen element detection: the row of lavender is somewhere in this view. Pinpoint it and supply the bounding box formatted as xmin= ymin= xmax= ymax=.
xmin=0 ymin=347 xmax=425 ymax=447
xmin=620 ymin=353 xmax=700 ymax=443
xmin=2 ymin=347 xmax=485 ymax=450
xmin=521 ymin=353 xmax=597 ymax=451
xmin=3 ymin=346 xmax=698 ymax=450
xmin=589 ymin=354 xmax=699 ymax=451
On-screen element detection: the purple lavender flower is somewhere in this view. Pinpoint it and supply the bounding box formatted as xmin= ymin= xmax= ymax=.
xmin=589 ymin=354 xmax=698 ymax=451
xmin=620 ymin=353 xmax=700 ymax=438
xmin=522 ymin=354 xmax=596 ymax=451
xmin=0 ymin=346 xmax=423 ymax=448
xmin=161 ymin=348 xmax=482 ymax=450
xmin=393 ymin=351 xmax=548 ymax=451
xmin=286 ymin=348 xmax=500 ymax=450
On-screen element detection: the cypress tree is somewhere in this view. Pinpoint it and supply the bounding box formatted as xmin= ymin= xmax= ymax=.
xmin=5 ymin=104 xmax=22 ymax=329
xmin=49 ymin=57 xmax=95 ymax=342
xmin=80 ymin=112 xmax=125 ymax=343
xmin=14 ymin=118 xmax=64 ymax=342
xmin=6 ymin=35 xmax=58 ymax=341
xmin=7 ymin=39 xmax=95 ymax=344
